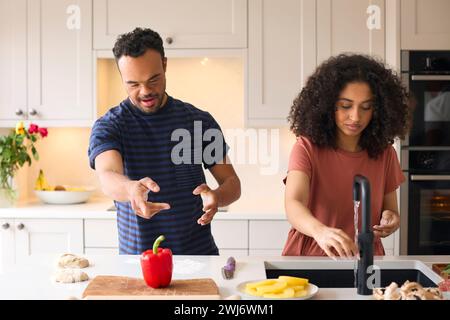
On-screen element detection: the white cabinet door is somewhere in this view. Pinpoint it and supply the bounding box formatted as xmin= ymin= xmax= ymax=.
xmin=249 ymin=220 xmax=291 ymax=250
xmin=248 ymin=0 xmax=316 ymax=126
xmin=27 ymin=0 xmax=93 ymax=124
xmin=0 ymin=219 xmax=15 ymax=269
xmin=14 ymin=219 xmax=83 ymax=264
xmin=0 ymin=0 xmax=27 ymax=124
xmin=84 ymin=219 xmax=118 ymax=248
xmin=211 ymin=220 xmax=248 ymax=249
xmin=401 ymin=0 xmax=450 ymax=50
xmin=93 ymin=0 xmax=247 ymax=50
xmin=317 ymin=0 xmax=385 ymax=64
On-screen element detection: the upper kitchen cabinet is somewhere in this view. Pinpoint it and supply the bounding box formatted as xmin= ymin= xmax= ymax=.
xmin=27 ymin=0 xmax=93 ymax=125
xmin=401 ymin=0 xmax=450 ymax=50
xmin=0 ymin=0 xmax=27 ymax=123
xmin=247 ymin=0 xmax=316 ymax=126
xmin=316 ymin=0 xmax=385 ymax=64
xmin=93 ymin=0 xmax=247 ymax=50
xmin=0 ymin=0 xmax=94 ymax=127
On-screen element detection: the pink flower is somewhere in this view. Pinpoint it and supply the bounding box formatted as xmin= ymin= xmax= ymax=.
xmin=38 ymin=127 xmax=48 ymax=138
xmin=28 ymin=123 xmax=39 ymax=134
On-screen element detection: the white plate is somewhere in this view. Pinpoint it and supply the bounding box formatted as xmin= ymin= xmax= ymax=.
xmin=237 ymin=279 xmax=319 ymax=300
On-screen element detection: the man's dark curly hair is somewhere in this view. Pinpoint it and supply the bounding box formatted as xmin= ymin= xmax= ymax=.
xmin=113 ymin=27 xmax=165 ymax=61
xmin=288 ymin=54 xmax=410 ymax=158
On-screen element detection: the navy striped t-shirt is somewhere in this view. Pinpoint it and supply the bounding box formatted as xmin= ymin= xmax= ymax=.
xmin=88 ymin=95 xmax=228 ymax=255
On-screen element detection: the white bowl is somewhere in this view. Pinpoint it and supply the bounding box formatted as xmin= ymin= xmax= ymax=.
xmin=35 ymin=187 xmax=95 ymax=205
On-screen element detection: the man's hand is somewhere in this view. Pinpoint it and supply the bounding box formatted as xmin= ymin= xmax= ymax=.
xmin=373 ymin=210 xmax=400 ymax=238
xmin=193 ymin=183 xmax=219 ymax=226
xmin=127 ymin=177 xmax=170 ymax=219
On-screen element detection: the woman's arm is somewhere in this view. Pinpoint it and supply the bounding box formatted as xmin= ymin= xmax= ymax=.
xmin=373 ymin=190 xmax=400 ymax=238
xmin=285 ymin=170 xmax=358 ymax=258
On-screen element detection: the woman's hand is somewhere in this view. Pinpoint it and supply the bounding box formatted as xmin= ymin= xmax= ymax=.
xmin=312 ymin=225 xmax=359 ymax=259
xmin=373 ymin=210 xmax=400 ymax=238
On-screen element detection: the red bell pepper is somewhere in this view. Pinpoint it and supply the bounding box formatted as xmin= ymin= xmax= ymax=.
xmin=140 ymin=235 xmax=173 ymax=288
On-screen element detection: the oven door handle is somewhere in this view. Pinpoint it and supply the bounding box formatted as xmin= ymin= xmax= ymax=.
xmin=411 ymin=75 xmax=450 ymax=81
xmin=410 ymin=175 xmax=450 ymax=181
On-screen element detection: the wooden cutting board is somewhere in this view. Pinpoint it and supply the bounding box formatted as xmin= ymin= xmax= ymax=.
xmin=82 ymin=275 xmax=221 ymax=300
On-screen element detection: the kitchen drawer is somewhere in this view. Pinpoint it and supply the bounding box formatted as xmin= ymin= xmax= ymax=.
xmin=218 ymin=249 xmax=248 ymax=257
xmin=249 ymin=220 xmax=291 ymax=249
xmin=249 ymin=249 xmax=283 ymax=256
xmin=84 ymin=219 xmax=118 ymax=248
xmin=211 ymin=220 xmax=248 ymax=249
xmin=85 ymin=247 xmax=119 ymax=255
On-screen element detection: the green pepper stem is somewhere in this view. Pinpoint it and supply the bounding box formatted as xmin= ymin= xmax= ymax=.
xmin=153 ymin=235 xmax=165 ymax=254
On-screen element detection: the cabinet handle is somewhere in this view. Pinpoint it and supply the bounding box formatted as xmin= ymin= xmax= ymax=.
xmin=15 ymin=109 xmax=24 ymax=116
xmin=165 ymin=37 xmax=173 ymax=45
xmin=29 ymin=109 xmax=38 ymax=116
xmin=1 ymin=223 xmax=10 ymax=230
xmin=17 ymin=223 xmax=25 ymax=230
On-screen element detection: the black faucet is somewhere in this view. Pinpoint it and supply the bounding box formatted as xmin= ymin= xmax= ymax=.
xmin=353 ymin=175 xmax=374 ymax=295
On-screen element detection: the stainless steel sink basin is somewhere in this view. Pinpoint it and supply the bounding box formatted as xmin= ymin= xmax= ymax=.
xmin=265 ymin=260 xmax=443 ymax=288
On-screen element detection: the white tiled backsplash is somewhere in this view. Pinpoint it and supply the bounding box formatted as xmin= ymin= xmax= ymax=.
xmin=13 ymin=57 xmax=296 ymax=213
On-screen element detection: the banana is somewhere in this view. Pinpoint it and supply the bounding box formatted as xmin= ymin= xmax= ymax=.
xmin=35 ymin=169 xmax=53 ymax=191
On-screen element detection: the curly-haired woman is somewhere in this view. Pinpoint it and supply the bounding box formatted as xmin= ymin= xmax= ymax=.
xmin=283 ymin=54 xmax=410 ymax=258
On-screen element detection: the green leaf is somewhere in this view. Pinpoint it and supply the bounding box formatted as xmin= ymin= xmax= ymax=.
xmin=3 ymin=149 xmax=11 ymax=160
xmin=15 ymin=134 xmax=24 ymax=145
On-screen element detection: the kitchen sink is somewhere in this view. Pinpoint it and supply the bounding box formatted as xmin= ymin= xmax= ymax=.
xmin=265 ymin=260 xmax=442 ymax=288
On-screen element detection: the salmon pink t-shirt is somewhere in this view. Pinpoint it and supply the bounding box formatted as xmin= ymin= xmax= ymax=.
xmin=282 ymin=136 xmax=405 ymax=256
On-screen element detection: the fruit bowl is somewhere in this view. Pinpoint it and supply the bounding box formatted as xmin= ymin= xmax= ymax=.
xmin=35 ymin=186 xmax=95 ymax=204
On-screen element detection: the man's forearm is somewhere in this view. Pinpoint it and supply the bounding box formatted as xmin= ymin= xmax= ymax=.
xmin=213 ymin=175 xmax=241 ymax=207
xmin=98 ymin=170 xmax=133 ymax=202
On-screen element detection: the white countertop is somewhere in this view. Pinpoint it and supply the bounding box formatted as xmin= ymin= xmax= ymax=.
xmin=0 ymin=255 xmax=447 ymax=300
xmin=0 ymin=197 xmax=286 ymax=220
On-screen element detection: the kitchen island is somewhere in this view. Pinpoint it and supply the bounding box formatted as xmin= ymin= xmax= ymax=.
xmin=0 ymin=255 xmax=448 ymax=300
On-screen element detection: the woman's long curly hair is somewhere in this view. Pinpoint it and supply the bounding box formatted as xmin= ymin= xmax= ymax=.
xmin=288 ymin=54 xmax=411 ymax=158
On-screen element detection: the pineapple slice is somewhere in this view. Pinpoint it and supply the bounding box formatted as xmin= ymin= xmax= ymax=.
xmin=292 ymin=285 xmax=305 ymax=291
xmin=263 ymin=287 xmax=295 ymax=299
xmin=244 ymin=287 xmax=263 ymax=297
xmin=294 ymin=289 xmax=308 ymax=298
xmin=256 ymin=280 xmax=287 ymax=294
xmin=278 ymin=276 xmax=309 ymax=286
xmin=245 ymin=279 xmax=277 ymax=290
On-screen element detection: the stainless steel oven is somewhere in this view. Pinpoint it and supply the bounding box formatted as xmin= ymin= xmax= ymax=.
xmin=400 ymin=51 xmax=450 ymax=255
xmin=400 ymin=149 xmax=450 ymax=255
xmin=401 ymin=51 xmax=450 ymax=147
